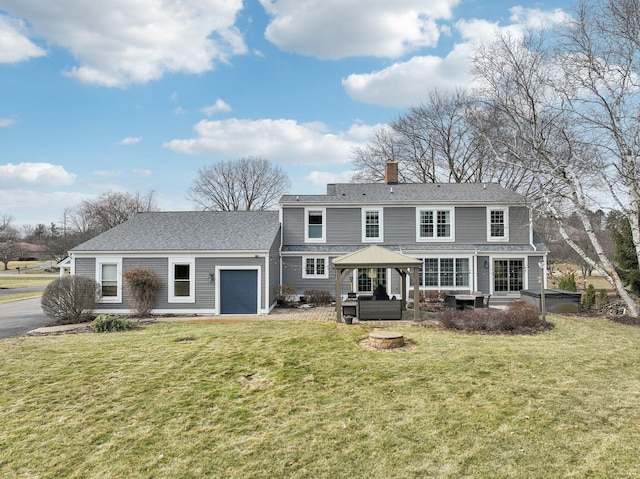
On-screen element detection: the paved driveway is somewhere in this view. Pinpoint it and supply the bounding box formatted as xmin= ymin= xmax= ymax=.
xmin=0 ymin=297 xmax=51 ymax=339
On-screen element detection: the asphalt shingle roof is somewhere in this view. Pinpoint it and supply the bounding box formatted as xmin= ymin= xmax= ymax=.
xmin=280 ymin=182 xmax=527 ymax=205
xmin=71 ymin=211 xmax=280 ymax=252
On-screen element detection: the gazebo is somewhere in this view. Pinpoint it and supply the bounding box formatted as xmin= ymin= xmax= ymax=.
xmin=332 ymin=245 xmax=422 ymax=322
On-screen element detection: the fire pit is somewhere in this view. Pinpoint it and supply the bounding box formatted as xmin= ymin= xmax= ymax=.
xmin=368 ymin=331 xmax=405 ymax=349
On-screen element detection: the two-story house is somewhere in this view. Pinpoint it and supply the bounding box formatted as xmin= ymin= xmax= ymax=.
xmin=66 ymin=161 xmax=547 ymax=316
xmin=281 ymin=161 xmax=547 ymax=307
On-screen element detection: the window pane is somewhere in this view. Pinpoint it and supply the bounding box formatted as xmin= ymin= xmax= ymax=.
xmin=365 ymin=211 xmax=379 ymax=238
xmin=305 ymin=258 xmax=315 ymax=275
xmin=494 ymin=260 xmax=509 ymax=292
xmin=174 ymin=264 xmax=190 ymax=297
xmin=174 ymin=281 xmax=190 ymax=297
xmin=101 ymin=264 xmax=117 ymax=297
xmin=102 ymin=264 xmax=117 ymax=281
xmin=308 ymin=225 xmax=323 ymax=238
xmin=491 ymin=210 xmax=505 ymax=237
xmin=316 ymin=258 xmax=325 ymax=275
xmin=425 ymin=258 xmax=439 ymax=286
xmin=174 ymin=264 xmax=190 ymax=280
xmin=437 ymin=211 xmax=450 ymax=237
xmin=440 ymin=258 xmax=454 ymax=286
xmin=308 ymin=211 xmax=323 ymax=224
xmin=455 ymin=258 xmax=470 ymax=287
xmin=420 ymin=211 xmax=433 ymax=237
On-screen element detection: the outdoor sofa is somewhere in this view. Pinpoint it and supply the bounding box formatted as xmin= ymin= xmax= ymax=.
xmin=357 ymin=295 xmax=403 ymax=320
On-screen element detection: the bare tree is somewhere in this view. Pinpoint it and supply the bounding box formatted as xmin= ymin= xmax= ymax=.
xmin=471 ymin=4 xmax=640 ymax=315
xmin=188 ymin=156 xmax=290 ymax=211
xmin=67 ymin=190 xmax=159 ymax=236
xmin=0 ymin=214 xmax=20 ymax=270
xmin=351 ymin=89 xmax=536 ymax=191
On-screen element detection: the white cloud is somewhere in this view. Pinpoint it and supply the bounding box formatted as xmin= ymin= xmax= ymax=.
xmin=0 ymin=190 xmax=91 ymax=226
xmin=201 ymin=99 xmax=232 ymax=117
xmin=92 ymin=170 xmax=123 ymax=177
xmin=259 ymin=0 xmax=458 ymax=59
xmin=305 ymin=169 xmax=356 ymax=187
xmin=132 ymin=169 xmax=152 ymax=177
xmin=173 ymin=107 xmax=186 ymax=116
xmin=0 ymin=118 xmax=16 ymax=127
xmin=343 ymin=6 xmax=571 ymax=108
xmin=0 ymin=162 xmax=76 ymax=188
xmin=1 ymin=0 xmax=246 ymax=87
xmin=163 ymin=118 xmax=381 ymax=165
xmin=0 ymin=15 xmax=46 ymax=63
xmin=118 ymin=136 xmax=142 ymax=145
xmin=509 ymin=7 xmax=572 ymax=30
xmin=342 ymin=43 xmax=473 ymax=107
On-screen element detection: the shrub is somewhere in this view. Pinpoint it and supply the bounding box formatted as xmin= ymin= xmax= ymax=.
xmin=123 ymin=266 xmax=161 ymax=316
xmin=583 ymin=284 xmax=596 ymax=309
xmin=438 ymin=301 xmax=552 ymax=334
xmin=558 ymin=273 xmax=577 ymax=292
xmin=597 ymin=289 xmax=610 ymax=309
xmin=92 ymin=314 xmax=139 ymax=333
xmin=276 ymin=284 xmax=298 ymax=306
xmin=41 ymin=275 xmax=100 ymax=324
xmin=304 ymin=289 xmax=333 ymax=306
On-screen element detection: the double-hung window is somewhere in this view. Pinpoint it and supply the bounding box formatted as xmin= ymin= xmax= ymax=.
xmin=305 ymin=208 xmax=326 ymax=243
xmin=362 ymin=208 xmax=383 ymax=242
xmin=302 ymin=256 xmax=329 ymax=279
xmin=96 ymin=258 xmax=122 ymax=303
xmin=487 ymin=207 xmax=509 ymax=242
xmin=416 ymin=208 xmax=454 ymax=241
xmin=169 ymin=258 xmax=195 ymax=303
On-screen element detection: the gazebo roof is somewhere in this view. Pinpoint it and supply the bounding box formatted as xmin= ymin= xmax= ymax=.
xmin=332 ymin=245 xmax=422 ymax=269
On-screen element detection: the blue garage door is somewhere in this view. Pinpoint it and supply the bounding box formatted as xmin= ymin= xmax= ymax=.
xmin=220 ymin=269 xmax=258 ymax=314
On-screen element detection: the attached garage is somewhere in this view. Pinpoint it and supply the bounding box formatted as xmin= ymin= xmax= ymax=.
xmin=69 ymin=211 xmax=280 ymax=316
xmin=218 ymin=268 xmax=259 ymax=314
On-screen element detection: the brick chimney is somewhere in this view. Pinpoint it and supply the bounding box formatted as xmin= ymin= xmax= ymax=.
xmin=385 ymin=159 xmax=398 ymax=184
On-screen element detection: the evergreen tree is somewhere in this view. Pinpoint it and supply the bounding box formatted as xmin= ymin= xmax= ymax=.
xmin=611 ymin=215 xmax=640 ymax=295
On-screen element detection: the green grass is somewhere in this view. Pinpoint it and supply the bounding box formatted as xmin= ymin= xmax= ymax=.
xmin=1 ymin=317 xmax=640 ymax=478
xmin=0 ymin=274 xmax=56 ymax=289
xmin=0 ymin=291 xmax=44 ymax=303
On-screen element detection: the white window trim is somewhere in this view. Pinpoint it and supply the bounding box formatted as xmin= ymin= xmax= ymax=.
xmin=302 ymin=256 xmax=330 ymax=279
xmin=415 ymin=207 xmax=455 ymax=242
xmin=412 ymin=255 xmax=473 ymax=290
xmin=487 ymin=207 xmax=509 ymax=242
xmin=304 ymin=207 xmax=326 ymax=243
xmin=168 ymin=257 xmax=196 ymax=303
xmin=361 ymin=207 xmax=384 ymax=243
xmin=96 ymin=257 xmax=122 ymax=303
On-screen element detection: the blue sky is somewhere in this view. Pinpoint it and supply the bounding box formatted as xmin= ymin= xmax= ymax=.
xmin=0 ymin=0 xmax=570 ymax=227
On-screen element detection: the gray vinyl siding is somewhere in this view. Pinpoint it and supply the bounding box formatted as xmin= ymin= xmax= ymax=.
xmin=527 ymin=256 xmax=544 ymax=290
xmin=382 ymin=207 xmax=415 ymax=244
xmin=282 ymin=256 xmax=350 ymax=297
xmin=477 ymin=256 xmax=491 ymax=292
xmin=268 ymin=229 xmax=281 ymax=307
xmin=509 ymin=206 xmax=530 ymax=244
xmin=284 ymin=205 xmax=531 ymax=247
xmin=75 ymin=257 xmax=95 ymax=277
xmin=76 ymin=255 xmax=269 ymax=312
xmin=455 ymin=207 xmax=485 ymax=243
xmin=326 ymin=208 xmax=360 ymax=244
xmin=282 ymin=208 xmax=304 ymax=245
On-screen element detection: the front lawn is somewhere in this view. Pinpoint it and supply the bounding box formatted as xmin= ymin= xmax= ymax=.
xmin=1 ymin=316 xmax=639 ymax=478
